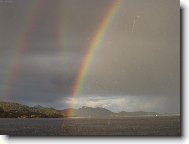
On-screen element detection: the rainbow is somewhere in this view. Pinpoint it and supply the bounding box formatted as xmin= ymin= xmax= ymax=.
xmin=56 ymin=1 xmax=64 ymax=51
xmin=4 ymin=1 xmax=43 ymax=101
xmin=68 ymin=0 xmax=121 ymax=116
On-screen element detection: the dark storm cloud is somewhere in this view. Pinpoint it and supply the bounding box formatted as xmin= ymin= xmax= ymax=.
xmin=0 ymin=0 xmax=113 ymax=55
xmin=82 ymin=0 xmax=180 ymax=97
xmin=0 ymin=0 xmax=180 ymax=113
xmin=0 ymin=0 xmax=112 ymax=103
xmin=2 ymin=53 xmax=81 ymax=102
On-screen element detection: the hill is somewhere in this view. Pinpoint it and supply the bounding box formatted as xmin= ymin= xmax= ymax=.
xmin=74 ymin=106 xmax=114 ymax=117
xmin=0 ymin=101 xmax=64 ymax=118
xmin=61 ymin=106 xmax=160 ymax=117
xmin=0 ymin=101 xmax=160 ymax=118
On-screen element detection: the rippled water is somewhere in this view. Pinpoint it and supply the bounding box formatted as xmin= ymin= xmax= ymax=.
xmin=0 ymin=116 xmax=180 ymax=136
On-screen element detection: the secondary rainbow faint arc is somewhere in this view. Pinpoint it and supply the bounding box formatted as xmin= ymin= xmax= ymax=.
xmin=4 ymin=1 xmax=43 ymax=100
xmin=68 ymin=0 xmax=121 ymax=115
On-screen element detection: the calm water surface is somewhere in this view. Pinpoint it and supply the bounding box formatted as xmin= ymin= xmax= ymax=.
xmin=0 ymin=116 xmax=180 ymax=136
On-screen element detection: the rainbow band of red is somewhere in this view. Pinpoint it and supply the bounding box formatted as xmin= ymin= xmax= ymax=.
xmin=68 ymin=0 xmax=120 ymax=116
xmin=4 ymin=1 xmax=43 ymax=100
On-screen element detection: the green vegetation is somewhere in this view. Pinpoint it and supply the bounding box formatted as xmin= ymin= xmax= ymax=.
xmin=0 ymin=101 xmax=160 ymax=118
xmin=0 ymin=102 xmax=64 ymax=118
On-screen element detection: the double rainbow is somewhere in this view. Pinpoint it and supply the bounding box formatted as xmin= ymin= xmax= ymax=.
xmin=2 ymin=0 xmax=121 ymax=114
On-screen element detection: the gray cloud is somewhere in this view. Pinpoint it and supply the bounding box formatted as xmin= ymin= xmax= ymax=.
xmin=0 ymin=0 xmax=180 ymax=113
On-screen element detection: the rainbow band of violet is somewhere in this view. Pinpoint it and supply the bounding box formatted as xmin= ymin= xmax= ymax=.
xmin=68 ymin=0 xmax=121 ymax=116
xmin=4 ymin=0 xmax=44 ymax=101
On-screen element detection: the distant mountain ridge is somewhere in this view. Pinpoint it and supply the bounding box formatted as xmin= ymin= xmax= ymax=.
xmin=60 ymin=106 xmax=160 ymax=117
xmin=0 ymin=101 xmax=160 ymax=118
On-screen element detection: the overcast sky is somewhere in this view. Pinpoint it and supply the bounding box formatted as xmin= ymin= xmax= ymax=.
xmin=0 ymin=0 xmax=180 ymax=113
